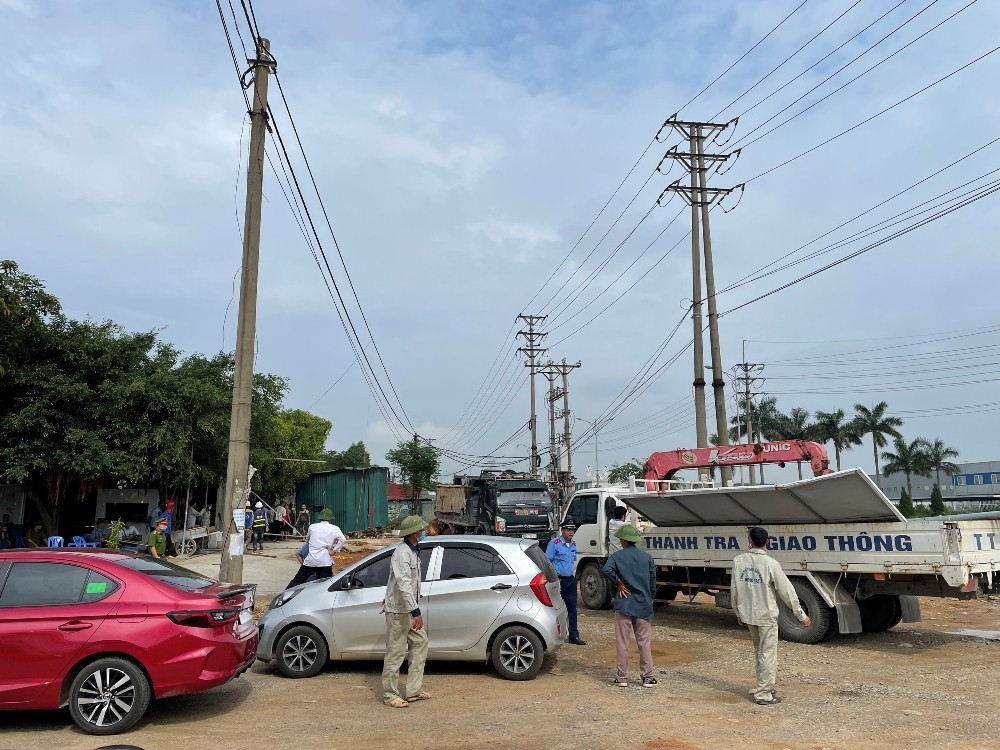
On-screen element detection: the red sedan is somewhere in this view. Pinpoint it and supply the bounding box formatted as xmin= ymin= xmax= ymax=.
xmin=0 ymin=548 xmax=258 ymax=735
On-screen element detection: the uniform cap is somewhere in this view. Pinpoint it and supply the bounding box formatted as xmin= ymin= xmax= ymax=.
xmin=398 ymin=515 xmax=428 ymax=537
xmin=560 ymin=519 xmax=577 ymax=530
xmin=615 ymin=524 xmax=642 ymax=544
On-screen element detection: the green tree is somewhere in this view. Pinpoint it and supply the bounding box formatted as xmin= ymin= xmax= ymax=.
xmin=773 ymin=407 xmax=817 ymax=479
xmin=881 ymin=436 xmax=930 ymax=499
xmin=851 ymin=402 xmax=904 ymax=485
xmin=0 ymin=260 xmax=61 ymax=376
xmin=321 ymin=441 xmax=372 ymax=471
xmin=813 ymin=409 xmax=862 ymax=471
xmin=920 ymin=437 xmax=960 ymax=489
xmin=929 ymin=483 xmax=947 ymax=516
xmin=606 ymin=458 xmax=644 ymax=486
xmin=254 ymin=409 xmax=332 ymax=501
xmin=386 ymin=437 xmax=441 ymax=505
xmin=897 ymin=487 xmax=915 ymax=518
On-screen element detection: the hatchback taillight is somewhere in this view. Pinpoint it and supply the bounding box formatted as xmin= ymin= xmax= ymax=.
xmin=529 ymin=573 xmax=553 ymax=607
xmin=167 ymin=609 xmax=239 ymax=628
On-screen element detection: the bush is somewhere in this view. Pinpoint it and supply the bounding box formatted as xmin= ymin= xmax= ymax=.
xmin=929 ymin=483 xmax=947 ymax=516
xmin=897 ymin=488 xmax=915 ymax=518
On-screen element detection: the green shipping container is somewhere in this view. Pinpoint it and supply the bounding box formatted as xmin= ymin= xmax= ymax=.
xmin=295 ymin=468 xmax=389 ymax=533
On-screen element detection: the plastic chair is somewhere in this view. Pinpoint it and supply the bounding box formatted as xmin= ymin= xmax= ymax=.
xmin=70 ymin=536 xmax=98 ymax=548
xmin=47 ymin=536 xmax=65 ymax=547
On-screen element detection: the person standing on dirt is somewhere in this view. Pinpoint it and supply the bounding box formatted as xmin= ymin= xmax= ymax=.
xmin=602 ymin=524 xmax=657 ymax=688
xmin=731 ymin=526 xmax=812 ymax=705
xmin=251 ymin=501 xmax=267 ymax=552
xmin=296 ymin=504 xmax=311 ymax=536
xmin=382 ymin=515 xmax=431 ymax=708
xmin=284 ymin=508 xmax=346 ymax=589
xmin=546 ymin=520 xmax=586 ymax=645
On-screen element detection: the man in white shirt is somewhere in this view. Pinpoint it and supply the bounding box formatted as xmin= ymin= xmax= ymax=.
xmin=607 ymin=505 xmax=628 ymax=556
xmin=284 ymin=507 xmax=347 ymax=589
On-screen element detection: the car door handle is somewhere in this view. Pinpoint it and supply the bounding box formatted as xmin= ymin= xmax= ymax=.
xmin=490 ymin=583 xmax=513 ymax=591
xmin=58 ymin=621 xmax=93 ymax=632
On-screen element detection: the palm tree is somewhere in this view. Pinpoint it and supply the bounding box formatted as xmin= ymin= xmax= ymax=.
xmin=920 ymin=437 xmax=960 ymax=489
xmin=881 ymin=436 xmax=930 ymax=498
xmin=813 ymin=409 xmax=862 ymax=471
xmin=752 ymin=396 xmax=782 ymax=483
xmin=852 ymin=401 xmax=903 ymax=486
xmin=772 ymin=407 xmax=817 ymax=479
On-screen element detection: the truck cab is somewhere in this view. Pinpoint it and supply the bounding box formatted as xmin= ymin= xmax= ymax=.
xmin=562 ymin=485 xmax=638 ymax=609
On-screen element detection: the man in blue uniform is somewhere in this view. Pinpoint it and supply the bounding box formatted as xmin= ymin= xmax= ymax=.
xmin=546 ymin=520 xmax=586 ymax=645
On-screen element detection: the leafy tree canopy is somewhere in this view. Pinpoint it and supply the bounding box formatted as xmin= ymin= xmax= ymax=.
xmin=321 ymin=441 xmax=372 ymax=472
xmin=0 ymin=261 xmax=330 ymax=530
xmin=606 ymin=459 xmax=644 ymax=486
xmin=385 ymin=437 xmax=440 ymax=500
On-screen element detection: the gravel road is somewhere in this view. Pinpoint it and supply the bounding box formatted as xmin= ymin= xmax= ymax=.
xmin=2 ymin=577 xmax=998 ymax=749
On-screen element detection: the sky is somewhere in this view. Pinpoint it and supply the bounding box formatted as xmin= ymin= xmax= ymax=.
xmin=4 ymin=0 xmax=1000 ymax=486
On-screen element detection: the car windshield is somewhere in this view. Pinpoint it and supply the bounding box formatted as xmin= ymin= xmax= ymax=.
xmin=112 ymin=556 xmax=216 ymax=592
xmin=497 ymin=490 xmax=551 ymax=507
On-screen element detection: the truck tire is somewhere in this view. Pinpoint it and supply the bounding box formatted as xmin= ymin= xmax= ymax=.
xmin=777 ymin=578 xmax=834 ymax=644
xmin=858 ymin=595 xmax=902 ymax=632
xmin=579 ymin=562 xmax=612 ymax=610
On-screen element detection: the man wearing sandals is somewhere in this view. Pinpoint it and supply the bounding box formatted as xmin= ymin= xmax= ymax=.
xmin=731 ymin=526 xmax=811 ymax=706
xmin=382 ymin=515 xmax=431 ymax=708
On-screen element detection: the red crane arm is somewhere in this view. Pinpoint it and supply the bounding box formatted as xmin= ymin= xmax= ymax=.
xmin=643 ymin=440 xmax=831 ymax=481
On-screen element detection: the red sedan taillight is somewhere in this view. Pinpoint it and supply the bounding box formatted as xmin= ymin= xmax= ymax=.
xmin=167 ymin=609 xmax=239 ymax=628
xmin=529 ymin=573 xmax=553 ymax=607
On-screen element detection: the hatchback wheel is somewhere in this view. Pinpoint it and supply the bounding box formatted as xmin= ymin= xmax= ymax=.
xmin=68 ymin=657 xmax=150 ymax=735
xmin=491 ymin=626 xmax=544 ymax=681
xmin=276 ymin=625 xmax=328 ymax=678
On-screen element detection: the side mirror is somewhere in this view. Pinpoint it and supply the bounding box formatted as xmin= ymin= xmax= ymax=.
xmin=340 ymin=577 xmax=354 ymax=590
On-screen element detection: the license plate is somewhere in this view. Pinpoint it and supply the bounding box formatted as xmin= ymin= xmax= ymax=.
xmin=239 ymin=608 xmax=254 ymax=626
xmin=521 ymin=533 xmax=538 ymax=539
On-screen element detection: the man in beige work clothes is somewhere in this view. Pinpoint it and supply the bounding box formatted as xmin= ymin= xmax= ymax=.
xmin=382 ymin=515 xmax=431 ymax=708
xmin=731 ymin=526 xmax=811 ymax=705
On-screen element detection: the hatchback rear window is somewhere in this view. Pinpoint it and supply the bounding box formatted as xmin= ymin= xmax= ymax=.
xmin=113 ymin=556 xmax=215 ymax=591
xmin=524 ymin=544 xmax=559 ymax=582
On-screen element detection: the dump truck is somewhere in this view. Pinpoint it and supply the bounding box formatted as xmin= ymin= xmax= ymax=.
xmin=435 ymin=471 xmax=556 ymax=547
xmin=562 ymin=441 xmax=1000 ymax=643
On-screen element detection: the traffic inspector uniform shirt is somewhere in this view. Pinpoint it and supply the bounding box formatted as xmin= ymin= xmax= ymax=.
xmin=545 ymin=534 xmax=577 ymax=577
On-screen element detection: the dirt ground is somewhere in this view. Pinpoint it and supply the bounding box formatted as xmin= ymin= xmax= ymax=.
xmin=3 ymin=589 xmax=999 ymax=750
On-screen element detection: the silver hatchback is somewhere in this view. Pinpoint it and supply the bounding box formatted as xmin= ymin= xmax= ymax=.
xmin=256 ymin=536 xmax=568 ymax=681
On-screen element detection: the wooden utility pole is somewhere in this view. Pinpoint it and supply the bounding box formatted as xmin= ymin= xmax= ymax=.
xmin=220 ymin=38 xmax=275 ymax=584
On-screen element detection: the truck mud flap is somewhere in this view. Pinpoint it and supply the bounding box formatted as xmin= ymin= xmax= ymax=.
xmin=802 ymin=572 xmax=861 ymax=635
xmin=899 ymin=594 xmax=921 ymax=623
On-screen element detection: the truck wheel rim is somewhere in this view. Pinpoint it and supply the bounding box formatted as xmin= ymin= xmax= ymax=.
xmin=283 ymin=634 xmax=318 ymax=671
xmin=499 ymin=634 xmax=535 ymax=673
xmin=76 ymin=667 xmax=135 ymax=727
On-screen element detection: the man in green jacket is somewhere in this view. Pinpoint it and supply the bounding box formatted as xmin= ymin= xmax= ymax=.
xmin=602 ymin=524 xmax=657 ymax=688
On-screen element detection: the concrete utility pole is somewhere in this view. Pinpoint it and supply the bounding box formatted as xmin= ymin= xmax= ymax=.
xmin=660 ymin=116 xmax=742 ymax=486
xmin=220 ymin=38 xmax=275 ymax=584
xmin=731 ymin=349 xmax=765 ymax=485
xmin=517 ymin=315 xmax=548 ymax=478
xmin=538 ymin=359 xmax=581 ymax=488
xmin=559 ymin=359 xmax=580 ymax=497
